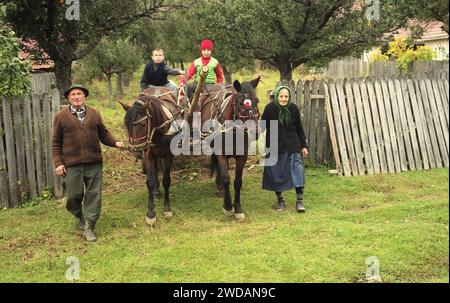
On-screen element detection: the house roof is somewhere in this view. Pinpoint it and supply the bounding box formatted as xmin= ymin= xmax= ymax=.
xmin=18 ymin=40 xmax=54 ymax=71
xmin=393 ymin=20 xmax=448 ymax=42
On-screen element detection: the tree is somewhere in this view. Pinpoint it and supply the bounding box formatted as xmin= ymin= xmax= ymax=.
xmin=0 ymin=4 xmax=30 ymax=97
xmin=393 ymin=0 xmax=449 ymax=33
xmin=2 ymin=0 xmax=184 ymax=98
xmin=194 ymin=0 xmax=411 ymax=80
xmin=84 ymin=37 xmax=141 ymax=100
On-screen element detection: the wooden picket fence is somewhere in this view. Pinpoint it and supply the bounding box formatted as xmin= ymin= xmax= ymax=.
xmin=270 ymin=72 xmax=449 ymax=174
xmin=271 ymin=79 xmax=333 ymax=165
xmin=324 ymin=73 xmax=449 ymax=176
xmin=0 ymin=73 xmax=63 ymax=208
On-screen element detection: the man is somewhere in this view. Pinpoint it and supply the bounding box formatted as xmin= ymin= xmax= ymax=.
xmin=52 ymin=84 xmax=124 ymax=242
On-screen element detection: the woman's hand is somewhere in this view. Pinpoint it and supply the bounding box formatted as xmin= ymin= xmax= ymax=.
xmin=301 ymin=148 xmax=309 ymax=158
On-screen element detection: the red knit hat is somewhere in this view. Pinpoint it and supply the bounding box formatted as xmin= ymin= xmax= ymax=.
xmin=200 ymin=39 xmax=213 ymax=51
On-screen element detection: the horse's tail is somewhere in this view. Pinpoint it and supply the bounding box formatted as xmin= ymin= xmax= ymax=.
xmin=210 ymin=153 xmax=218 ymax=178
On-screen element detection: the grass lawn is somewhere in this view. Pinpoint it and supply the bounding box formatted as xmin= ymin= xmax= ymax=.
xmin=0 ymin=167 xmax=448 ymax=282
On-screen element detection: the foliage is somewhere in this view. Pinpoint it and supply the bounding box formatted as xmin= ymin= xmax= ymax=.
xmin=0 ymin=4 xmax=30 ymax=97
xmin=369 ymin=50 xmax=389 ymax=63
xmin=86 ymin=38 xmax=142 ymax=77
xmin=2 ymin=0 xmax=185 ymax=95
xmin=370 ymin=37 xmax=436 ymax=72
xmin=188 ymin=0 xmax=411 ymax=81
xmin=18 ymin=187 xmax=53 ymax=208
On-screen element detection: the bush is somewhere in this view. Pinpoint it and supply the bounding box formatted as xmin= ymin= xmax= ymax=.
xmin=370 ymin=36 xmax=436 ymax=73
xmin=0 ymin=4 xmax=31 ymax=97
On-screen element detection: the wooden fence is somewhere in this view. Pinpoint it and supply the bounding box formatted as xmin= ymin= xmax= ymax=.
xmin=0 ymin=73 xmax=63 ymax=208
xmin=324 ymin=73 xmax=449 ymax=176
xmin=326 ymin=57 xmax=449 ymax=79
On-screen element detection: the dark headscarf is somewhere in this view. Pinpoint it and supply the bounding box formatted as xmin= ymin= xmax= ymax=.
xmin=273 ymin=86 xmax=292 ymax=125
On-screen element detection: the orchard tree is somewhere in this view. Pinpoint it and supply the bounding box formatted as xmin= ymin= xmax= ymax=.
xmin=194 ymin=0 xmax=412 ymax=80
xmin=84 ymin=38 xmax=141 ymax=99
xmin=2 ymin=0 xmax=185 ymax=98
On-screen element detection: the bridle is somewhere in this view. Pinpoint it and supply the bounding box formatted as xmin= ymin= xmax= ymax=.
xmin=127 ymin=98 xmax=175 ymax=152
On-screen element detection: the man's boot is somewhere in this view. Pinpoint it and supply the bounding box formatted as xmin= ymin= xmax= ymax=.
xmin=84 ymin=220 xmax=97 ymax=242
xmin=76 ymin=214 xmax=85 ymax=230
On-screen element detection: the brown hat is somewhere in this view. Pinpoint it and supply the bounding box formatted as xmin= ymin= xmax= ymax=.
xmin=64 ymin=84 xmax=89 ymax=98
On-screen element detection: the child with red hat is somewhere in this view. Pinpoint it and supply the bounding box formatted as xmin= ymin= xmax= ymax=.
xmin=180 ymin=39 xmax=224 ymax=86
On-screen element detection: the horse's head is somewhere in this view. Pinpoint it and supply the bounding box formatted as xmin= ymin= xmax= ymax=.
xmin=121 ymin=95 xmax=163 ymax=153
xmin=232 ymin=76 xmax=261 ymax=138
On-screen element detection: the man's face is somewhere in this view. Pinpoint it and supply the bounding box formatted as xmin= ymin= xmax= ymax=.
xmin=201 ymin=49 xmax=212 ymax=58
xmin=152 ymin=51 xmax=165 ymax=64
xmin=68 ymin=88 xmax=86 ymax=108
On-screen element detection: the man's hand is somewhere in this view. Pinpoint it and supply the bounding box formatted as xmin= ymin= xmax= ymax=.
xmin=301 ymin=148 xmax=309 ymax=158
xmin=55 ymin=164 xmax=67 ymax=176
xmin=179 ymin=70 xmax=186 ymax=75
xmin=116 ymin=142 xmax=124 ymax=148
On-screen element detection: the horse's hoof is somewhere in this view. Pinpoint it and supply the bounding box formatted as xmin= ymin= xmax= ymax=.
xmin=163 ymin=211 xmax=173 ymax=219
xmin=145 ymin=216 xmax=157 ymax=227
xmin=223 ymin=207 xmax=234 ymax=217
xmin=234 ymin=212 xmax=246 ymax=220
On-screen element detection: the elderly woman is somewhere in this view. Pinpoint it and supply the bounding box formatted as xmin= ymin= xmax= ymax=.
xmin=261 ymin=86 xmax=308 ymax=212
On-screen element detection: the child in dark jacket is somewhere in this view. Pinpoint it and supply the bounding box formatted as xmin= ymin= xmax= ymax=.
xmin=261 ymin=86 xmax=309 ymax=212
xmin=140 ymin=48 xmax=185 ymax=98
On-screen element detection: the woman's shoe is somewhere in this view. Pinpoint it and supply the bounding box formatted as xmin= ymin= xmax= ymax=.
xmin=296 ymin=201 xmax=306 ymax=213
xmin=273 ymin=199 xmax=286 ymax=211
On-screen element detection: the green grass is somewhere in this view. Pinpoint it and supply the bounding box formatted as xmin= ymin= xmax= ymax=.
xmin=0 ymin=167 xmax=448 ymax=282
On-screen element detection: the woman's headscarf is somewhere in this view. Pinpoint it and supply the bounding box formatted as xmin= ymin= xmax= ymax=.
xmin=273 ymin=85 xmax=292 ymax=125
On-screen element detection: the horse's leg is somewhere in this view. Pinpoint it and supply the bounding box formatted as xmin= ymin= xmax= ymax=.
xmin=144 ymin=156 xmax=157 ymax=227
xmin=233 ymin=155 xmax=248 ymax=220
xmin=161 ymin=153 xmax=174 ymax=218
xmin=212 ymin=154 xmax=224 ymax=196
xmin=153 ymin=157 xmax=161 ymax=196
xmin=217 ymin=155 xmax=233 ymax=216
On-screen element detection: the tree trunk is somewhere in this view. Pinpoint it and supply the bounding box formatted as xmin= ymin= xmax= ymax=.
xmin=107 ymin=74 xmax=113 ymax=99
xmin=278 ymin=63 xmax=293 ymax=81
xmin=53 ymin=59 xmax=73 ymax=104
xmin=180 ymin=60 xmax=185 ymax=71
xmin=222 ymin=64 xmax=232 ymax=84
xmin=116 ymin=73 xmax=123 ymax=99
xmin=123 ymin=71 xmax=132 ymax=87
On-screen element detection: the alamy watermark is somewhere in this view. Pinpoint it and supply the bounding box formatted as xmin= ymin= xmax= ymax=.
xmin=365 ymin=0 xmax=380 ymax=22
xmin=65 ymin=256 xmax=80 ymax=281
xmin=64 ymin=0 xmax=80 ymax=21
xmin=164 ymin=113 xmax=279 ymax=166
xmin=365 ymin=256 xmax=382 ymax=282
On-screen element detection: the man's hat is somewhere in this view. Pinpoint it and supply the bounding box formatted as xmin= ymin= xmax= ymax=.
xmin=64 ymin=83 xmax=89 ymax=98
xmin=200 ymin=39 xmax=213 ymax=51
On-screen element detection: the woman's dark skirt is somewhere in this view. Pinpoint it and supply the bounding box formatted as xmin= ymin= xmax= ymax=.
xmin=262 ymin=151 xmax=304 ymax=192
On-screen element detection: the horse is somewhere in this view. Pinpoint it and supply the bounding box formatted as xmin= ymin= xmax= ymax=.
xmin=120 ymin=87 xmax=183 ymax=226
xmin=198 ymin=77 xmax=261 ymax=219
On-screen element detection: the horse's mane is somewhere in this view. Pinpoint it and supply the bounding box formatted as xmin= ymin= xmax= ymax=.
xmin=124 ymin=95 xmax=165 ymax=131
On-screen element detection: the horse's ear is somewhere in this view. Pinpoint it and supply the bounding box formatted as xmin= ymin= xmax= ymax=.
xmin=233 ymin=80 xmax=242 ymax=92
xmin=250 ymin=76 xmax=261 ymax=88
xmin=119 ymin=101 xmax=130 ymax=111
